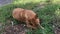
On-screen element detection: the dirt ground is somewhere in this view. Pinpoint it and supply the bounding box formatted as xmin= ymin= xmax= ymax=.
xmin=1 ymin=24 xmax=28 ymax=34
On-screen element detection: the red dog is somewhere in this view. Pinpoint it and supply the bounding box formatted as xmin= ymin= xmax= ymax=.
xmin=12 ymin=8 xmax=44 ymax=29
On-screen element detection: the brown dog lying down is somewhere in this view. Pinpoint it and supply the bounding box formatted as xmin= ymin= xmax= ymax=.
xmin=12 ymin=8 xmax=44 ymax=29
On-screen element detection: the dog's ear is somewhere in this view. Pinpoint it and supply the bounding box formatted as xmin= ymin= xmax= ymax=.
xmin=35 ymin=14 xmax=38 ymax=18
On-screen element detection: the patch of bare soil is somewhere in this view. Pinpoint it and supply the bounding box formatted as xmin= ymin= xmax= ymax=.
xmin=53 ymin=26 xmax=60 ymax=34
xmin=52 ymin=17 xmax=60 ymax=34
xmin=2 ymin=24 xmax=28 ymax=34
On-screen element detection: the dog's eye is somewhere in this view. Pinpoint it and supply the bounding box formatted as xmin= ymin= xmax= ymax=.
xmin=29 ymin=23 xmax=33 ymax=25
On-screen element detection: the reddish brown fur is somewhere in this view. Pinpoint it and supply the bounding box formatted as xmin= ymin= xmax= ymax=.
xmin=12 ymin=8 xmax=41 ymax=29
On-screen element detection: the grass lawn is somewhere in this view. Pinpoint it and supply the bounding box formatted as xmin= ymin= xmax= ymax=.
xmin=0 ymin=0 xmax=60 ymax=34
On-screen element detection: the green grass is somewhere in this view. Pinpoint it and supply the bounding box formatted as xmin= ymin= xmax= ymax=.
xmin=0 ymin=0 xmax=60 ymax=34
